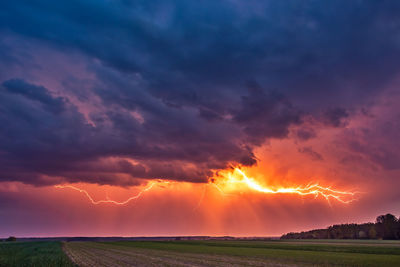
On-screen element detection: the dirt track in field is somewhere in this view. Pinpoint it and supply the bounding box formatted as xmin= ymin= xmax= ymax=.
xmin=64 ymin=242 xmax=297 ymax=267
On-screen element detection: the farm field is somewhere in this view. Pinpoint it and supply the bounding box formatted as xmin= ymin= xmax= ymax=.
xmin=0 ymin=241 xmax=75 ymax=267
xmin=1 ymin=239 xmax=400 ymax=266
xmin=63 ymin=239 xmax=400 ymax=267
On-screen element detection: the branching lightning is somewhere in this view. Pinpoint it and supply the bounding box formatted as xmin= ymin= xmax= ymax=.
xmin=54 ymin=181 xmax=164 ymax=205
xmin=55 ymin=168 xmax=360 ymax=207
xmin=211 ymin=168 xmax=359 ymax=204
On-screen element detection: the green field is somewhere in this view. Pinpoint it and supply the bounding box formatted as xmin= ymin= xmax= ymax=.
xmin=0 ymin=241 xmax=75 ymax=267
xmin=1 ymin=239 xmax=400 ymax=266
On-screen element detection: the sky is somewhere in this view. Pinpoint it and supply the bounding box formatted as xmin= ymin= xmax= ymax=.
xmin=0 ymin=0 xmax=400 ymax=237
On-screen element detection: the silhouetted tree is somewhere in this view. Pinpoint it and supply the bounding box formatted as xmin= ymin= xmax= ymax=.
xmin=5 ymin=236 xmax=16 ymax=242
xmin=368 ymin=225 xmax=377 ymax=239
xmin=281 ymin=213 xmax=400 ymax=240
xmin=376 ymin=214 xmax=398 ymax=239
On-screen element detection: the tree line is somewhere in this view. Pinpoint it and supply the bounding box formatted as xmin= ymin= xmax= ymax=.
xmin=281 ymin=214 xmax=400 ymax=240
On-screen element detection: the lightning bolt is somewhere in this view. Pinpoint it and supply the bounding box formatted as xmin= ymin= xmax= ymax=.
xmin=54 ymin=181 xmax=163 ymax=205
xmin=55 ymin=168 xmax=360 ymax=207
xmin=211 ymin=168 xmax=360 ymax=204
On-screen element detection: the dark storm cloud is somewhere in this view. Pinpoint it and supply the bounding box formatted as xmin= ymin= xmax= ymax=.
xmin=322 ymin=107 xmax=349 ymax=128
xmin=294 ymin=127 xmax=317 ymax=141
xmin=3 ymin=0 xmax=400 ymax=105
xmin=0 ymin=0 xmax=400 ymax=185
xmin=0 ymin=78 xmax=257 ymax=184
xmin=233 ymin=85 xmax=301 ymax=145
xmin=3 ymin=79 xmax=65 ymax=113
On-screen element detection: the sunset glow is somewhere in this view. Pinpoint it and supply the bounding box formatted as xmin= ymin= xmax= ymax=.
xmin=1 ymin=1 xmax=400 ymax=239
xmin=211 ymin=168 xmax=359 ymax=204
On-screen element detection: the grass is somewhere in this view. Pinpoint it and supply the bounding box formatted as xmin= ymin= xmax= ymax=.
xmin=156 ymin=240 xmax=400 ymax=255
xmin=2 ymin=239 xmax=400 ymax=266
xmin=0 ymin=241 xmax=75 ymax=267
xmin=100 ymin=239 xmax=400 ymax=266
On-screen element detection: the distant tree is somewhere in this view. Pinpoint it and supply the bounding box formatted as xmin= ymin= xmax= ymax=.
xmin=5 ymin=236 xmax=16 ymax=242
xmin=395 ymin=216 xmax=400 ymax=239
xmin=376 ymin=214 xmax=398 ymax=239
xmin=358 ymin=230 xmax=366 ymax=239
xmin=368 ymin=226 xmax=377 ymax=239
xmin=280 ymin=213 xmax=400 ymax=240
xmin=328 ymin=226 xmax=338 ymax=239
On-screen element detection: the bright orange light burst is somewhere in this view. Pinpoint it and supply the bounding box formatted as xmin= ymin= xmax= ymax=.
xmin=211 ymin=168 xmax=359 ymax=204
